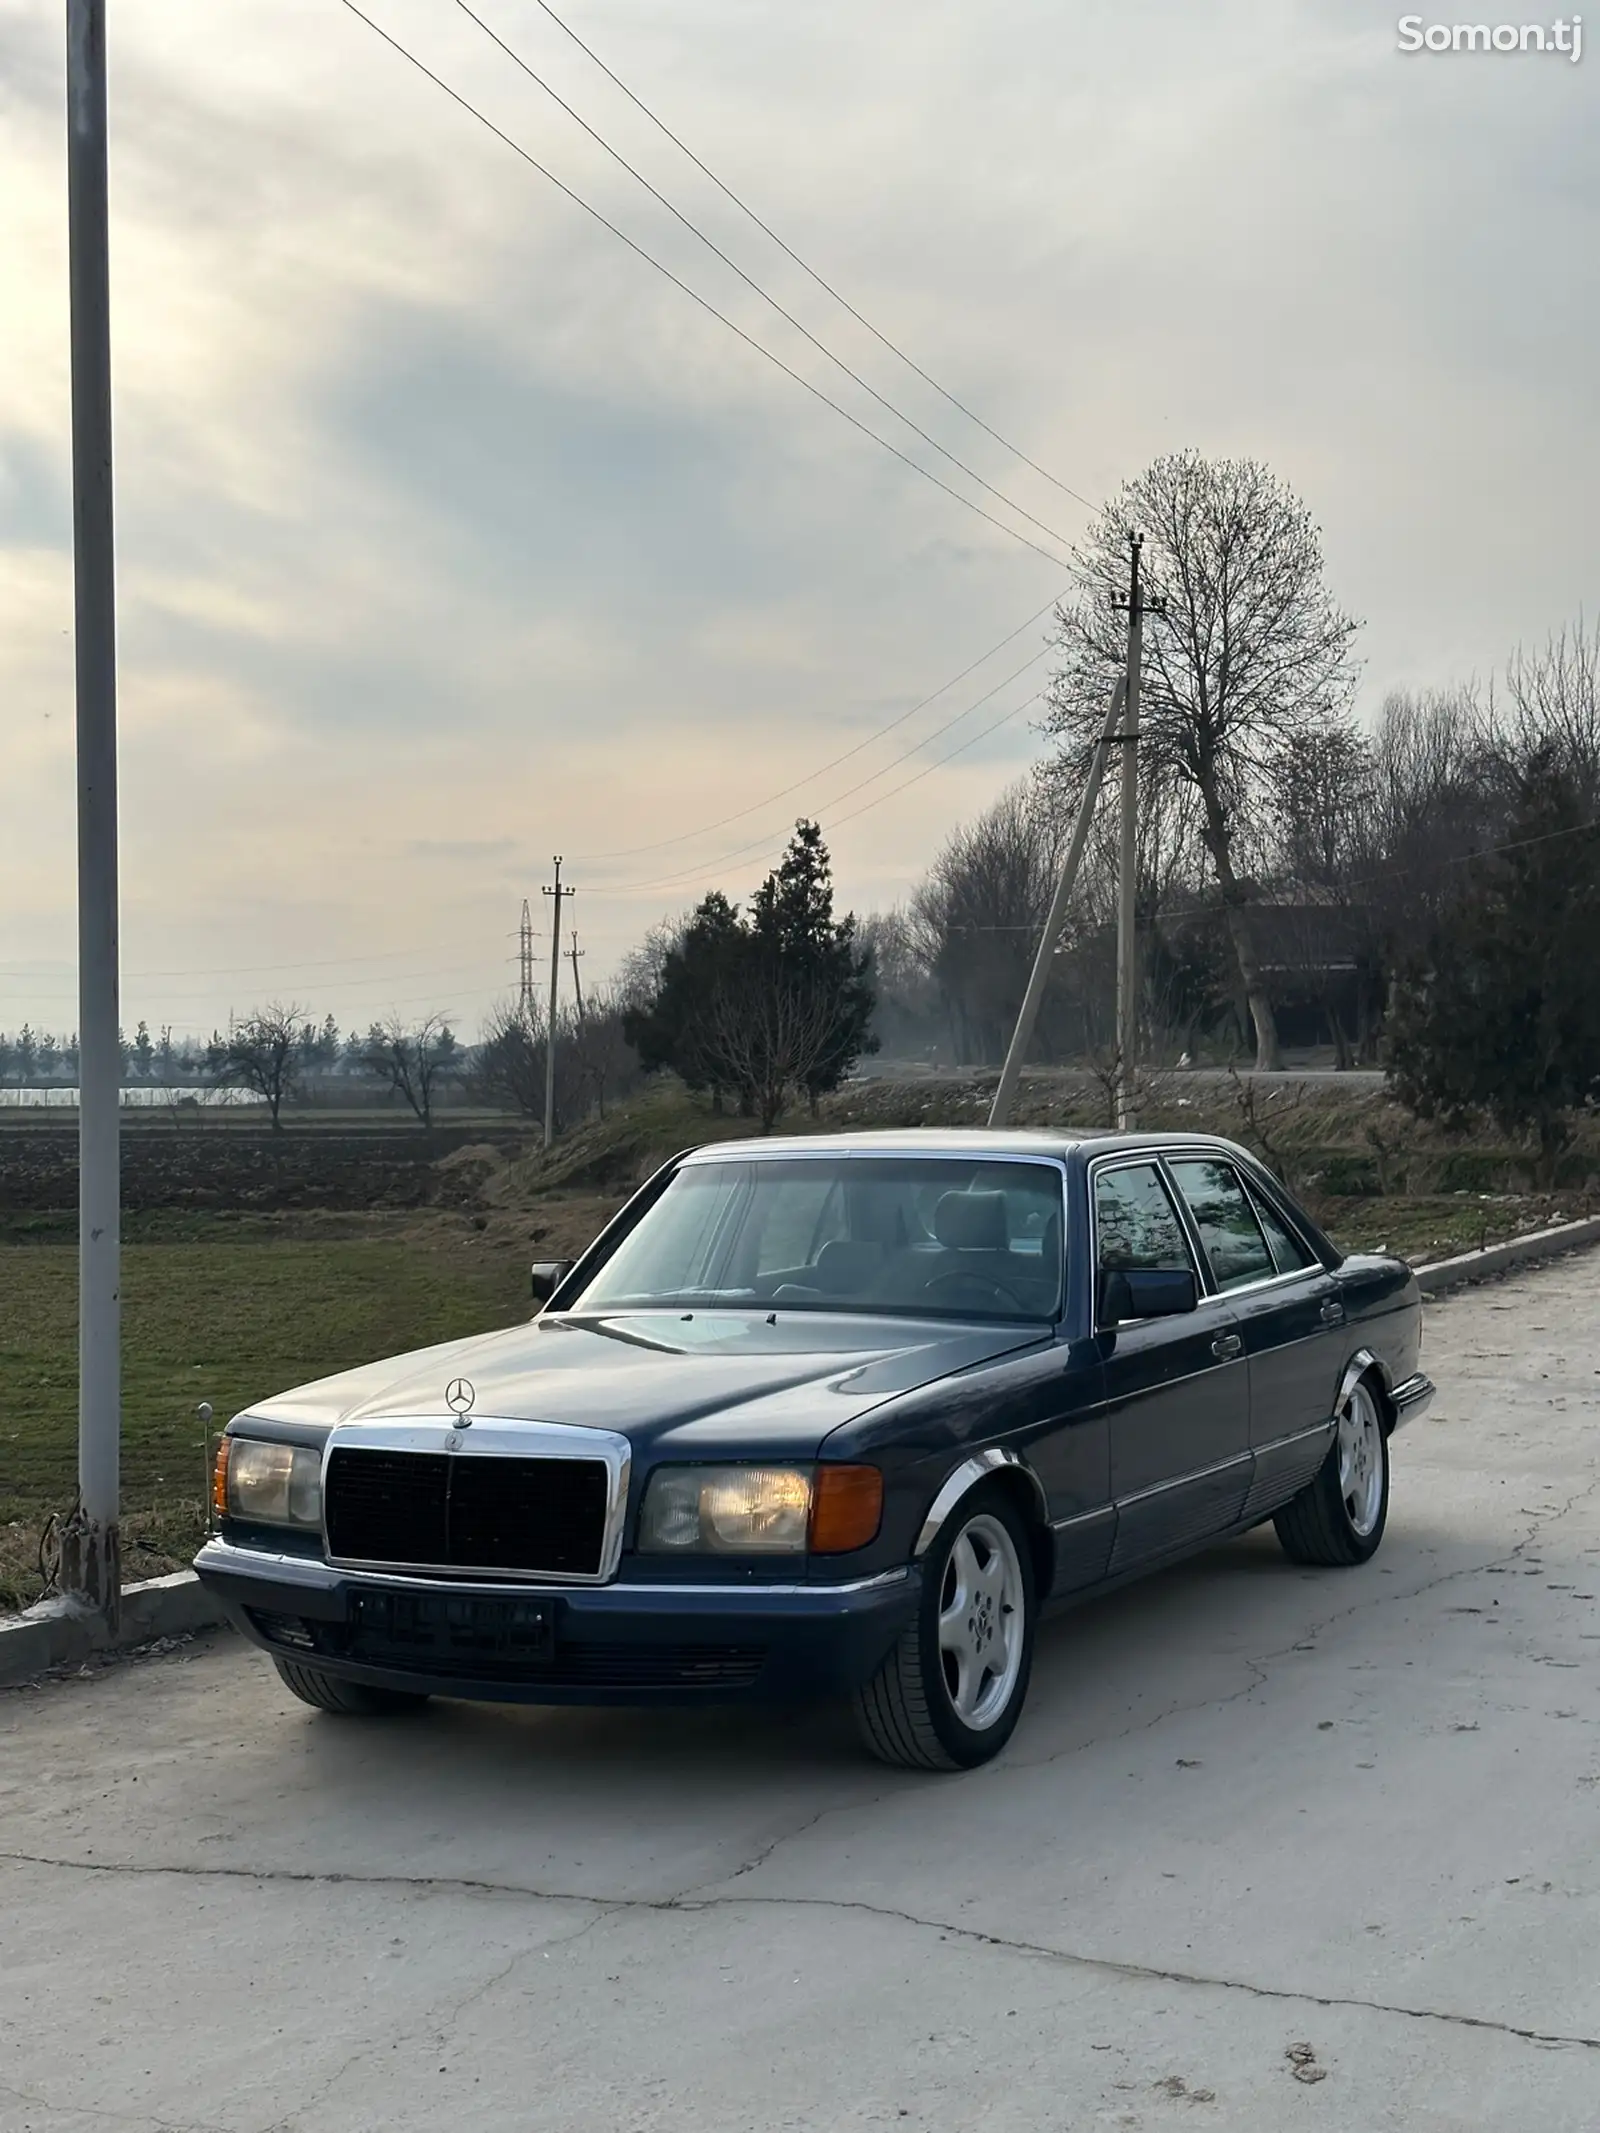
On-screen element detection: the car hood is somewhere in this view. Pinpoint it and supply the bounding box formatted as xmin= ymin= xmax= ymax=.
xmin=243 ymin=1309 xmax=1047 ymax=1459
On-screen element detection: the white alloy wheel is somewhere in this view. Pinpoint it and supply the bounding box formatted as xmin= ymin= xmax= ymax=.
xmin=936 ymin=1510 xmax=1026 ymax=1730
xmin=1274 ymin=1365 xmax=1390 ymax=1568
xmin=1338 ymin=1379 xmax=1385 ymax=1539
xmin=852 ymin=1479 xmax=1038 ymax=1769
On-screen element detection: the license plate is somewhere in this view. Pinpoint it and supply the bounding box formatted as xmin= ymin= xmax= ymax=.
xmin=350 ymin=1589 xmax=555 ymax=1659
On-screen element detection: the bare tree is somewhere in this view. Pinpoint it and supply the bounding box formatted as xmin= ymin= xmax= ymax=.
xmin=204 ymin=1003 xmax=305 ymax=1129
xmin=702 ymin=959 xmax=844 ymax=1131
xmin=474 ymin=1000 xmax=548 ymax=1120
xmin=358 ymin=1013 xmax=460 ymax=1127
xmin=1499 ymin=616 xmax=1600 ymax=803
xmin=568 ymin=985 xmax=643 ymax=1120
xmin=1043 ymin=452 xmax=1361 ymax=1068
xmin=856 ymin=908 xmax=941 ymax=1058
xmin=616 ymin=916 xmax=690 ymax=1011
xmin=1361 ymin=685 xmax=1503 ymax=976
xmin=908 ymin=780 xmax=1069 ymax=1064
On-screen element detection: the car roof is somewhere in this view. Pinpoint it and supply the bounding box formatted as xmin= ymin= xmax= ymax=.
xmin=679 ymin=1127 xmax=1257 ymax=1164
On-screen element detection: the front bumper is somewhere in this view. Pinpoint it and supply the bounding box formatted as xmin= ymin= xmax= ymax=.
xmin=194 ymin=1537 xmax=919 ymax=1706
xmin=1390 ymin=1371 xmax=1436 ymax=1430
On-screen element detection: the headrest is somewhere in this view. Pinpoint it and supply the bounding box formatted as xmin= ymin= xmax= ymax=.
xmin=814 ymin=1239 xmax=884 ymax=1282
xmin=933 ymin=1190 xmax=1009 ymax=1252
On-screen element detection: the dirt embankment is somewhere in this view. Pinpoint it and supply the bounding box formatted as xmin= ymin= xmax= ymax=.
xmin=0 ymin=1123 xmax=526 ymax=1219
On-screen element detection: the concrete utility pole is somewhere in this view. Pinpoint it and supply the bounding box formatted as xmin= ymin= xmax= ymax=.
xmin=566 ymin=933 xmax=586 ymax=1025
xmin=542 ymin=859 xmax=575 ymax=1147
xmin=63 ymin=0 xmax=122 ymax=1624
xmin=1110 ymin=534 xmax=1163 ymax=1130
xmin=987 ymin=677 xmax=1127 ymax=1130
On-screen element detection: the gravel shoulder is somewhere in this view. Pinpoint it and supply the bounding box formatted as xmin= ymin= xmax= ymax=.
xmin=2 ymin=1260 xmax=1598 ymax=2131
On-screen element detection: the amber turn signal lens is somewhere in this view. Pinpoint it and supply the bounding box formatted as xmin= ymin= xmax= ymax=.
xmin=808 ymin=1464 xmax=883 ymax=1554
xmin=211 ymin=1437 xmax=231 ymax=1520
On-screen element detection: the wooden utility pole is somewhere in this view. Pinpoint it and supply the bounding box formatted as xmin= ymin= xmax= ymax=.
xmin=566 ymin=933 xmax=586 ymax=1024
xmin=62 ymin=0 xmax=122 ymax=1625
xmin=541 ymin=859 xmax=575 ymax=1147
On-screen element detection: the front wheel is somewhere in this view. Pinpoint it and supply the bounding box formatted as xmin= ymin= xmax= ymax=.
xmin=853 ymin=1483 xmax=1036 ymax=1770
xmin=1274 ymin=1374 xmax=1390 ymax=1567
xmin=272 ymin=1656 xmax=430 ymax=1717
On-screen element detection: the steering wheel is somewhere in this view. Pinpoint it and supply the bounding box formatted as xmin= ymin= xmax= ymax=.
xmin=921 ymin=1269 xmax=1029 ymax=1314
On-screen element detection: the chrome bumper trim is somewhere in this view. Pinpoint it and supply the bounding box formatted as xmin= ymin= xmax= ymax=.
xmin=1390 ymin=1372 xmax=1436 ymax=1430
xmin=194 ymin=1536 xmax=910 ymax=1601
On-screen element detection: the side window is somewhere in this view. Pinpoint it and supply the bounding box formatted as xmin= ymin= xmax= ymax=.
xmin=1094 ymin=1163 xmax=1195 ymax=1274
xmin=1245 ymin=1181 xmax=1317 ymax=1275
xmin=1168 ymin=1159 xmax=1275 ymax=1291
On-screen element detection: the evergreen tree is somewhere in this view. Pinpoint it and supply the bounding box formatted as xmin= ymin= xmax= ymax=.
xmin=625 ymin=892 xmax=748 ymax=1110
xmin=749 ymin=821 xmax=877 ymax=1111
xmin=1387 ymin=750 xmax=1600 ymax=1182
xmin=625 ymin=827 xmax=877 ymax=1128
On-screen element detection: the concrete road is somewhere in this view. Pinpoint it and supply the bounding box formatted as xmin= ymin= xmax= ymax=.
xmin=4 ymin=1260 xmax=1599 ymax=2133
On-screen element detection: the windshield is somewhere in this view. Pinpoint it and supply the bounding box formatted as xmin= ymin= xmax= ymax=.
xmin=571 ymin=1156 xmax=1066 ymax=1323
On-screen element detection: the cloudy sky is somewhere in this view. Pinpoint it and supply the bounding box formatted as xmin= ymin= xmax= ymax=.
xmin=1 ymin=0 xmax=1593 ymax=1040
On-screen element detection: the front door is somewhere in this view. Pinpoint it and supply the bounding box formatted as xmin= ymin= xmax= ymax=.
xmin=1092 ymin=1158 xmax=1253 ymax=1576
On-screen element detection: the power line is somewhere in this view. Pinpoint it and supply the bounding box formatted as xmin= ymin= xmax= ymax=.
xmin=570 ymin=590 xmax=1065 ymax=864
xmin=450 ymin=0 xmax=1080 ymax=554
xmin=518 ymin=0 xmax=1098 ymax=512
xmin=589 ymin=681 xmax=1047 ymax=901
xmin=335 ymin=0 xmax=1073 ymax=570
xmin=825 ymin=694 xmax=1044 ymax=831
xmin=586 ymin=651 xmax=1049 ymax=897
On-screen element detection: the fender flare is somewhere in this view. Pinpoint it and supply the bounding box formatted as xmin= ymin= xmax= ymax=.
xmin=1336 ymin=1346 xmax=1391 ymax=1417
xmin=913 ymin=1448 xmax=1049 ymax=1558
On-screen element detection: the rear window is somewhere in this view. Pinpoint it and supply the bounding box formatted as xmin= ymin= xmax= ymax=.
xmin=1167 ymin=1158 xmax=1275 ymax=1291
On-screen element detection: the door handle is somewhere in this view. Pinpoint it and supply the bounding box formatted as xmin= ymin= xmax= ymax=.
xmin=1320 ymin=1299 xmax=1345 ymax=1325
xmin=1211 ymin=1332 xmax=1243 ymax=1361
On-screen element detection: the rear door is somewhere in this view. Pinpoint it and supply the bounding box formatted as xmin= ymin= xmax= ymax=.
xmin=1164 ymin=1156 xmax=1338 ymax=1520
xmin=1092 ymin=1157 xmax=1252 ymax=1577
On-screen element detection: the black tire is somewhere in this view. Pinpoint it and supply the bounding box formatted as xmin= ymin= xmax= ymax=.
xmin=1274 ymin=1373 xmax=1390 ymax=1567
xmin=272 ymin=1656 xmax=430 ymax=1717
xmin=853 ymin=1481 xmax=1037 ymax=1771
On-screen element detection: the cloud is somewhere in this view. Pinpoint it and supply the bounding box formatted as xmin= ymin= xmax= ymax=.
xmin=0 ymin=0 xmax=1595 ymax=1037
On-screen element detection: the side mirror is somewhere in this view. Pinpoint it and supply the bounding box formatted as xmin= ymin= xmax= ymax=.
xmin=530 ymin=1259 xmax=575 ymax=1308
xmin=1099 ymin=1266 xmax=1198 ymax=1325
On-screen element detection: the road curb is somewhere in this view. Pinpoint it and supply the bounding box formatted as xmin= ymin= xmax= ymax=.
xmin=1415 ymin=1212 xmax=1600 ymax=1294
xmin=0 ymin=1570 xmax=228 ymax=1688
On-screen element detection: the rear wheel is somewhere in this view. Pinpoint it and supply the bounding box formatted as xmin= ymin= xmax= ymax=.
xmin=272 ymin=1656 xmax=430 ymax=1716
xmin=853 ymin=1483 xmax=1036 ymax=1771
xmin=1274 ymin=1374 xmax=1389 ymax=1567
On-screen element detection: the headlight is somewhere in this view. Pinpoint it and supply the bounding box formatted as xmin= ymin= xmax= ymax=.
xmin=640 ymin=1465 xmax=812 ymax=1555
xmin=221 ymin=1438 xmax=322 ymax=1530
xmin=638 ymin=1463 xmax=883 ymax=1556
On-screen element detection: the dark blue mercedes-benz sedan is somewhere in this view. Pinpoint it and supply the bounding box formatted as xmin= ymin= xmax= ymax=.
xmin=194 ymin=1129 xmax=1434 ymax=1769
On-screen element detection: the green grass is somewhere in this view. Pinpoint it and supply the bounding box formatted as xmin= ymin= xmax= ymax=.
xmin=0 ymin=1231 xmax=531 ymax=1551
